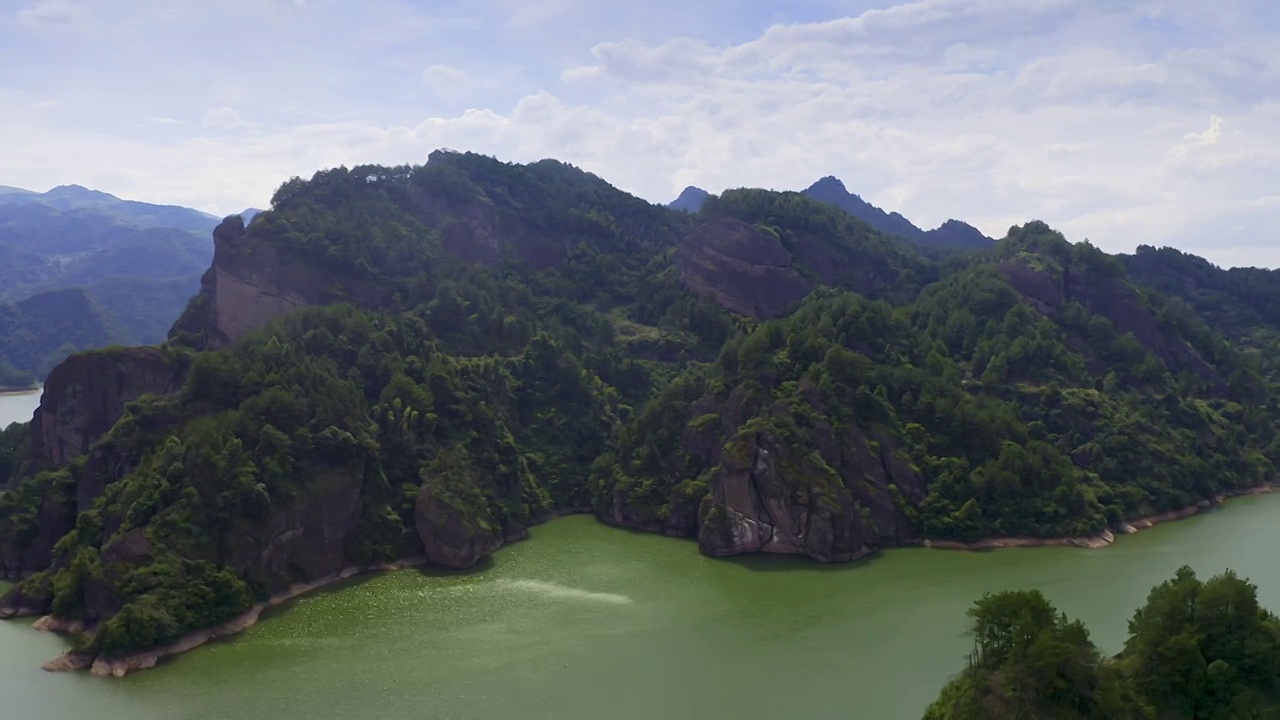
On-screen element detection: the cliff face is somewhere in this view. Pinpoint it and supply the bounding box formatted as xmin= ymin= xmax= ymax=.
xmin=676 ymin=218 xmax=813 ymax=318
xmin=169 ymin=217 xmax=388 ymax=350
xmin=32 ymin=346 xmax=185 ymax=467
xmin=696 ymin=408 xmax=925 ymax=562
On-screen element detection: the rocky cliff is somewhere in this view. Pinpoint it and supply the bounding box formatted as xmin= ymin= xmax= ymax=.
xmin=697 ymin=415 xmax=924 ymax=561
xmin=31 ymin=346 xmax=186 ymax=467
xmin=676 ymin=218 xmax=812 ymax=318
xmin=169 ymin=216 xmax=388 ymax=350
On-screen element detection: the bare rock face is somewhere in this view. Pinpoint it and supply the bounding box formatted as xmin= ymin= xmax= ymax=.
xmin=696 ymin=408 xmax=925 ymax=562
xmin=245 ymin=469 xmax=366 ymax=590
xmin=699 ymin=430 xmax=870 ymax=562
xmin=32 ymin=346 xmax=186 ymax=468
xmin=676 ymin=218 xmax=813 ymax=319
xmin=413 ymin=479 xmax=502 ymax=570
xmin=169 ymin=216 xmax=388 ymax=351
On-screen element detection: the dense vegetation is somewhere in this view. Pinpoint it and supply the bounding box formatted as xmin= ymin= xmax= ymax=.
xmin=0 ymin=289 xmax=129 ymax=386
xmin=924 ymin=567 xmax=1280 ymax=719
xmin=0 ymin=185 xmax=215 ymax=387
xmin=2 ymin=151 xmax=1278 ymax=664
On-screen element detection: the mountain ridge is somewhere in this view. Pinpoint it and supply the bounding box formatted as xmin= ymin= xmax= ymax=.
xmin=0 ymin=149 xmax=1277 ymax=676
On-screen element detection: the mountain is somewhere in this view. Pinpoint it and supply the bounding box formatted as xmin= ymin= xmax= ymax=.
xmin=0 ymin=150 xmax=1277 ymax=676
xmin=801 ymin=176 xmax=994 ymax=251
xmin=0 ymin=184 xmax=218 ymax=233
xmin=669 ymin=186 xmax=710 ymax=213
xmin=0 ymin=185 xmax=218 ymax=387
xmin=0 ymin=288 xmax=128 ymax=387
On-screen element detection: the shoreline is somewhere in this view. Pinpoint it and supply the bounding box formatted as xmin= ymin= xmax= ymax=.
xmin=918 ymin=484 xmax=1274 ymax=551
xmin=24 ymin=484 xmax=1277 ymax=677
xmin=38 ymin=556 xmax=428 ymax=677
xmin=0 ymin=387 xmax=40 ymax=397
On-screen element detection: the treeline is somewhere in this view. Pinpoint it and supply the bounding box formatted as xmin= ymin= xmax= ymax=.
xmin=924 ymin=567 xmax=1280 ymax=719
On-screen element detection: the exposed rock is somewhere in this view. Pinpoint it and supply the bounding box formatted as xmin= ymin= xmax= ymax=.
xmin=169 ymin=216 xmax=388 ymax=350
xmin=32 ymin=346 xmax=186 ymax=468
xmin=243 ymin=468 xmax=366 ymax=591
xmin=696 ymin=421 xmax=917 ymax=562
xmin=676 ymin=218 xmax=812 ymax=319
xmin=42 ymin=653 xmax=94 ymax=672
xmin=414 ymin=480 xmax=502 ymax=570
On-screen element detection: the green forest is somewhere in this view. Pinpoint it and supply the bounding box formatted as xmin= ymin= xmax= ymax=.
xmin=924 ymin=567 xmax=1280 ymax=719
xmin=2 ymin=151 xmax=1279 ymax=674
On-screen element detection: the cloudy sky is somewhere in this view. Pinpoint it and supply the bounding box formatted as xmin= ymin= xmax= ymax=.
xmin=2 ymin=0 xmax=1278 ymax=265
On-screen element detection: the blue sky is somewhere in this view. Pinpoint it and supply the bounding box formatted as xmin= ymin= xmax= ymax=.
xmin=2 ymin=0 xmax=1279 ymax=266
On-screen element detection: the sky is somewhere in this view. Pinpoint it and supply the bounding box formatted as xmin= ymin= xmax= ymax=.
xmin=2 ymin=0 xmax=1278 ymax=267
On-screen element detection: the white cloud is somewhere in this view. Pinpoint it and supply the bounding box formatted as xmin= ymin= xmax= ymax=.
xmin=1 ymin=0 xmax=1279 ymax=267
xmin=202 ymin=107 xmax=257 ymax=130
xmin=15 ymin=0 xmax=92 ymax=29
xmin=422 ymin=65 xmax=470 ymax=103
xmin=1182 ymin=115 xmax=1225 ymax=145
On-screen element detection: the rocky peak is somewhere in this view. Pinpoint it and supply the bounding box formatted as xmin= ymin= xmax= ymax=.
xmin=669 ymin=186 xmax=711 ymax=213
xmin=801 ymin=177 xmax=925 ymax=241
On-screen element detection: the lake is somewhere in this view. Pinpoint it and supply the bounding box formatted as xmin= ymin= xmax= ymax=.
xmin=0 ymin=388 xmax=40 ymax=430
xmin=3 ymin=490 xmax=1279 ymax=720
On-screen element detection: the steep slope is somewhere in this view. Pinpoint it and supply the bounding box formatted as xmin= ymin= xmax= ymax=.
xmin=0 ymin=152 xmax=1275 ymax=674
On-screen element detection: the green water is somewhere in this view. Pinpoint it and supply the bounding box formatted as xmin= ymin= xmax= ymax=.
xmin=4 ymin=493 xmax=1280 ymax=720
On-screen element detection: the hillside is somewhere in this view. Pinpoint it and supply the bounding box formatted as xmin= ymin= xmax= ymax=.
xmin=0 ymin=186 xmax=218 ymax=387
xmin=0 ymin=150 xmax=1276 ymax=673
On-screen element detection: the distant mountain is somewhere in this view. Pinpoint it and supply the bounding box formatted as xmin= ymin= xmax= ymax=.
xmin=0 ymin=185 xmax=216 ymax=387
xmin=0 ymin=184 xmax=218 ymax=233
xmin=0 ymin=287 xmax=128 ymax=387
xmin=239 ymin=208 xmax=264 ymax=225
xmin=801 ymin=176 xmax=993 ymax=251
xmin=669 ymin=186 xmax=711 ymax=213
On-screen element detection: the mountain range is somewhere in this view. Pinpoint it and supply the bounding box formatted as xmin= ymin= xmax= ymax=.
xmin=0 ymin=186 xmax=220 ymax=387
xmin=669 ymin=176 xmax=994 ymax=251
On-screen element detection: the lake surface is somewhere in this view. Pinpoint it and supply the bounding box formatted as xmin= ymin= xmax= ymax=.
xmin=0 ymin=388 xmax=40 ymax=429
xmin=3 ymin=492 xmax=1280 ymax=720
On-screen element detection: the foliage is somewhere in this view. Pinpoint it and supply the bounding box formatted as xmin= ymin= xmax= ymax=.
xmin=5 ymin=154 xmax=1280 ymax=661
xmin=925 ymin=568 xmax=1280 ymax=719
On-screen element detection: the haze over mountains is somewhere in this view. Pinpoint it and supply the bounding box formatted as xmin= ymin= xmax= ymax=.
xmin=0 ymin=185 xmax=218 ymax=387
xmin=669 ymin=177 xmax=994 ymax=251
